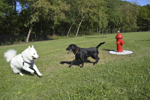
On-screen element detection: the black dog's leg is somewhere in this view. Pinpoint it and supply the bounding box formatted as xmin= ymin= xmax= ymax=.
xmin=69 ymin=59 xmax=77 ymax=67
xmin=92 ymin=54 xmax=100 ymax=65
xmin=80 ymin=59 xmax=84 ymax=68
xmin=93 ymin=57 xmax=100 ymax=65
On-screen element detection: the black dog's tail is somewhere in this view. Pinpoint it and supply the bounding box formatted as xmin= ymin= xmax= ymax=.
xmin=96 ymin=42 xmax=105 ymax=48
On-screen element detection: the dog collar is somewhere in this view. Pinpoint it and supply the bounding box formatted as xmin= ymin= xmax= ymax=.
xmin=21 ymin=55 xmax=32 ymax=66
xmin=75 ymin=48 xmax=79 ymax=55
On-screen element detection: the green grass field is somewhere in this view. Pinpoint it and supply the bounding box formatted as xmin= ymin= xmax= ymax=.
xmin=0 ymin=32 xmax=150 ymax=100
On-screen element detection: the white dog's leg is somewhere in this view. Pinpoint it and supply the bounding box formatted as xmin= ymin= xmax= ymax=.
xmin=22 ymin=64 xmax=34 ymax=74
xmin=10 ymin=64 xmax=23 ymax=76
xmin=33 ymin=64 xmax=42 ymax=77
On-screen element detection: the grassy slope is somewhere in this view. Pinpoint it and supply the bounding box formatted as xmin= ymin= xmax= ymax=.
xmin=0 ymin=32 xmax=150 ymax=100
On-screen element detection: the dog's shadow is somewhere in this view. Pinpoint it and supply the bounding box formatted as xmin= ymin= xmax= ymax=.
xmin=60 ymin=59 xmax=92 ymax=67
xmin=21 ymin=68 xmax=41 ymax=77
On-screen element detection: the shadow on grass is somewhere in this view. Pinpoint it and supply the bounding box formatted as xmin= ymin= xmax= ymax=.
xmin=102 ymin=49 xmax=115 ymax=51
xmin=135 ymin=39 xmax=150 ymax=41
xmin=60 ymin=59 xmax=92 ymax=67
xmin=21 ymin=68 xmax=41 ymax=77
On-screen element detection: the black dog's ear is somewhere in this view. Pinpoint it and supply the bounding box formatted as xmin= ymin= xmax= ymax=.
xmin=71 ymin=44 xmax=77 ymax=50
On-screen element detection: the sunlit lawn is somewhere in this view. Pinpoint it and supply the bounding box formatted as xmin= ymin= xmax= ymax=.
xmin=0 ymin=32 xmax=150 ymax=99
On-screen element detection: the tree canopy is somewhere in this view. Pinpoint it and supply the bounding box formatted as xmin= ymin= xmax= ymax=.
xmin=0 ymin=0 xmax=149 ymax=43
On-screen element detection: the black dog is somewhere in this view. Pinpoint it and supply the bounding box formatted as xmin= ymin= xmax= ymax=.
xmin=66 ymin=42 xmax=105 ymax=68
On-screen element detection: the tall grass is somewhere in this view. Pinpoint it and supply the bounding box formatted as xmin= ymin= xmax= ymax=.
xmin=0 ymin=32 xmax=150 ymax=99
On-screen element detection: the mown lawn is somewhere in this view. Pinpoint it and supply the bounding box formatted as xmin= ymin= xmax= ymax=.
xmin=0 ymin=32 xmax=150 ymax=100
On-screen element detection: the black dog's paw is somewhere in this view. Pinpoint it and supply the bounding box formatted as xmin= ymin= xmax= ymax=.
xmin=69 ymin=65 xmax=71 ymax=67
xmin=93 ymin=62 xmax=96 ymax=65
xmin=80 ymin=66 xmax=83 ymax=68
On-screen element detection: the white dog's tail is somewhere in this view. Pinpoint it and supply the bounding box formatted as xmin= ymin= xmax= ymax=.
xmin=4 ymin=49 xmax=17 ymax=63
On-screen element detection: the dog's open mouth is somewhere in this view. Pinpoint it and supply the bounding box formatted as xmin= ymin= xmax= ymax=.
xmin=32 ymin=56 xmax=37 ymax=60
xmin=67 ymin=50 xmax=72 ymax=54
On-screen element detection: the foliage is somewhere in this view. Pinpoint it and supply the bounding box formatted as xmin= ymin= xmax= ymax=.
xmin=0 ymin=0 xmax=12 ymax=17
xmin=137 ymin=5 xmax=150 ymax=31
xmin=0 ymin=0 xmax=19 ymax=35
xmin=0 ymin=0 xmax=149 ymax=43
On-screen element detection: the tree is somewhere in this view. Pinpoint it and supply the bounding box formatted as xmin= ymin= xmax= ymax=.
xmin=47 ymin=0 xmax=70 ymax=34
xmin=119 ymin=1 xmax=139 ymax=32
xmin=137 ymin=5 xmax=150 ymax=31
xmin=0 ymin=0 xmax=147 ymax=45
xmin=89 ymin=0 xmax=107 ymax=34
xmin=24 ymin=0 xmax=51 ymax=42
xmin=0 ymin=0 xmax=11 ymax=16
xmin=65 ymin=0 xmax=79 ymax=37
xmin=0 ymin=0 xmax=12 ymax=35
xmin=105 ymin=0 xmax=122 ymax=33
xmin=74 ymin=0 xmax=107 ymax=36
xmin=0 ymin=0 xmax=22 ymax=37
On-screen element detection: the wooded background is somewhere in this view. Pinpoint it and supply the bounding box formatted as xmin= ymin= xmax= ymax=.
xmin=0 ymin=0 xmax=150 ymax=45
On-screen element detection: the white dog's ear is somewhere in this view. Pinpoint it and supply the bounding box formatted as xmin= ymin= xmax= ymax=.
xmin=28 ymin=46 xmax=31 ymax=50
xmin=32 ymin=45 xmax=34 ymax=48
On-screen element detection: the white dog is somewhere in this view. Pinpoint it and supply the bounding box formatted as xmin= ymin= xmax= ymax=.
xmin=4 ymin=45 xmax=42 ymax=77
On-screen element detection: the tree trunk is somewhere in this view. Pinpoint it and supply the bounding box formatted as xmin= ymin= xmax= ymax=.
xmin=118 ymin=23 xmax=124 ymax=32
xmin=53 ymin=28 xmax=55 ymax=34
xmin=26 ymin=25 xmax=32 ymax=42
xmin=67 ymin=18 xmax=77 ymax=37
xmin=41 ymin=21 xmax=43 ymax=40
xmin=118 ymin=26 xmax=122 ymax=31
xmin=99 ymin=26 xmax=101 ymax=35
xmin=75 ymin=14 xmax=86 ymax=37
xmin=113 ymin=24 xmax=115 ymax=33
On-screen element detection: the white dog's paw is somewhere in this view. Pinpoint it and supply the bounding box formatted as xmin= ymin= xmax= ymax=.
xmin=38 ymin=73 xmax=42 ymax=77
xmin=30 ymin=70 xmax=34 ymax=75
xmin=19 ymin=73 xmax=24 ymax=76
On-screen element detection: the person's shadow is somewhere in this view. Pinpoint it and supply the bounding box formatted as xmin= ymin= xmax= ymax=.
xmin=60 ymin=59 xmax=92 ymax=67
